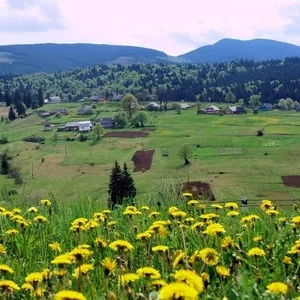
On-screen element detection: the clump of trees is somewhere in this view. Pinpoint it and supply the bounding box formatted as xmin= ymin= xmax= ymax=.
xmin=132 ymin=111 xmax=148 ymax=127
xmin=23 ymin=135 xmax=45 ymax=143
xmin=278 ymin=98 xmax=297 ymax=110
xmin=113 ymin=111 xmax=128 ymax=128
xmin=0 ymin=150 xmax=23 ymax=185
xmin=108 ymin=161 xmax=136 ymax=209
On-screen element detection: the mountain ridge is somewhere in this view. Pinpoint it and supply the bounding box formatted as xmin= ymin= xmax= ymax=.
xmin=1 ymin=38 xmax=300 ymax=74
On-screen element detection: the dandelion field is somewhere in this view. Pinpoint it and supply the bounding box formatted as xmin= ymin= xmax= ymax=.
xmin=0 ymin=198 xmax=299 ymax=299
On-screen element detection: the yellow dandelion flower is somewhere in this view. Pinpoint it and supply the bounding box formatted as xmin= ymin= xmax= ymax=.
xmin=240 ymin=215 xmax=259 ymax=224
xmin=136 ymin=231 xmax=152 ymax=240
xmin=73 ymin=264 xmax=94 ymax=279
xmin=34 ymin=215 xmax=47 ymax=223
xmin=203 ymin=223 xmax=225 ymax=236
xmin=21 ymin=283 xmax=34 ymax=292
xmin=198 ymin=248 xmax=219 ymax=266
xmin=225 ymin=202 xmax=239 ymax=210
xmin=69 ymin=247 xmax=93 ymax=261
xmin=227 ymin=211 xmax=240 ymax=217
xmin=40 ymin=199 xmax=51 ymax=206
xmin=221 ymin=236 xmax=233 ymax=249
xmin=102 ymin=257 xmax=116 ymax=276
xmin=141 ymin=206 xmax=150 ymax=210
xmin=0 ymin=244 xmax=6 ymax=255
xmin=95 ymin=237 xmax=107 ymax=248
xmin=159 ymin=226 xmax=168 ymax=238
xmin=279 ymin=217 xmax=287 ymax=224
xmin=0 ymin=207 xmax=5 ymax=213
xmin=102 ymin=209 xmax=111 ymax=215
xmin=107 ymin=221 xmax=117 ymax=227
xmin=173 ymin=269 xmax=204 ymax=293
xmin=211 ymin=204 xmax=223 ymax=210
xmin=159 ymin=282 xmax=198 ymax=300
xmin=0 ymin=265 xmax=13 ymax=274
xmin=253 ymin=236 xmax=262 ymax=243
xmin=49 ymin=242 xmax=62 ymax=252
xmin=25 ymin=272 xmax=43 ymax=285
xmin=266 ymin=282 xmax=288 ymax=295
xmin=182 ymin=192 xmax=193 ymax=197
xmin=168 ymin=206 xmax=179 ymax=214
xmin=137 ymin=267 xmax=161 ymax=279
xmin=200 ymin=272 xmax=210 ymax=285
xmin=42 ymin=269 xmax=52 ymax=281
xmin=171 ymin=211 xmax=187 ymax=219
xmin=16 ymin=220 xmax=30 ymax=228
xmin=109 ymin=240 xmax=134 ymax=252
xmin=84 ymin=219 xmax=99 ymax=230
xmin=173 ymin=250 xmax=185 ymax=269
xmin=200 ymin=213 xmax=219 ymax=222
xmin=0 ymin=280 xmax=20 ymax=292
xmin=53 ymin=269 xmax=67 ymax=278
xmin=150 ymin=279 xmax=167 ymax=289
xmin=149 ymin=211 xmax=160 ymax=218
xmin=27 ymin=207 xmax=38 ymax=213
xmin=187 ymin=200 xmax=199 ymax=206
xmin=93 ymin=212 xmax=105 ymax=222
xmin=54 ymin=290 xmax=86 ymax=300
xmin=291 ymin=215 xmax=300 ymax=225
xmin=2 ymin=211 xmax=13 ymax=218
xmin=191 ymin=222 xmax=205 ymax=231
xmin=71 ymin=218 xmax=88 ymax=226
xmin=260 ymin=201 xmax=274 ymax=211
xmin=247 ymin=247 xmax=266 ymax=257
xmin=199 ymin=204 xmax=206 ymax=210
xmin=5 ymin=229 xmax=19 ymax=236
xmin=184 ymin=217 xmax=195 ymax=225
xmin=189 ymin=250 xmax=201 ymax=265
xmin=265 ymin=209 xmax=279 ymax=216
xmin=12 ymin=208 xmax=22 ymax=215
xmin=11 ymin=215 xmax=25 ymax=222
xmin=120 ymin=273 xmax=140 ymax=286
xmin=216 ymin=266 xmax=230 ymax=277
xmin=51 ymin=254 xmax=73 ymax=267
xmin=152 ymin=245 xmax=169 ymax=254
xmin=283 ymin=256 xmax=293 ymax=265
xmin=123 ymin=209 xmax=142 ymax=216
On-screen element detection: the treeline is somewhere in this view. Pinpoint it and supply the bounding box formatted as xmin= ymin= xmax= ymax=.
xmin=1 ymin=57 xmax=300 ymax=105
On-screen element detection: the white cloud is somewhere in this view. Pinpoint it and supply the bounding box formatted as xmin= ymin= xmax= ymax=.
xmin=0 ymin=0 xmax=299 ymax=55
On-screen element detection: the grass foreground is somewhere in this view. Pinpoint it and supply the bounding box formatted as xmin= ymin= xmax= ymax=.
xmin=0 ymin=198 xmax=299 ymax=299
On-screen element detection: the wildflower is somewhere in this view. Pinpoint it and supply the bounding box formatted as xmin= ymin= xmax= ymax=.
xmin=22 ymin=283 xmax=34 ymax=292
xmin=149 ymin=212 xmax=160 ymax=218
xmin=107 ymin=221 xmax=117 ymax=227
xmin=0 ymin=207 xmax=5 ymax=213
xmin=173 ymin=269 xmax=204 ymax=293
xmin=136 ymin=231 xmax=152 ymax=240
xmin=184 ymin=217 xmax=195 ymax=225
xmin=137 ymin=267 xmax=161 ymax=279
xmin=27 ymin=207 xmax=38 ymax=213
xmin=120 ymin=273 xmax=140 ymax=286
xmin=150 ymin=279 xmax=167 ymax=289
xmin=287 ymin=239 xmax=300 ymax=255
xmin=253 ymin=236 xmax=262 ymax=243
xmin=34 ymin=215 xmax=47 ymax=223
xmin=0 ymin=280 xmax=20 ymax=292
xmin=200 ymin=213 xmax=219 ymax=222
xmin=191 ymin=222 xmax=205 ymax=231
xmin=102 ymin=257 xmax=116 ymax=276
xmin=54 ymin=290 xmax=86 ymax=300
xmin=293 ymin=203 xmax=298 ymax=210
xmin=266 ymin=282 xmax=288 ymax=295
xmin=141 ymin=206 xmax=150 ymax=210
xmin=16 ymin=220 xmax=30 ymax=228
xmin=216 ymin=266 xmax=230 ymax=277
xmin=2 ymin=211 xmax=13 ymax=218
xmin=221 ymin=236 xmax=233 ymax=249
xmin=265 ymin=209 xmax=279 ymax=216
xmin=225 ymin=202 xmax=239 ymax=210
xmin=159 ymin=282 xmax=198 ymax=300
xmin=11 ymin=215 xmax=25 ymax=222
xmin=73 ymin=264 xmax=94 ymax=279
xmin=200 ymin=272 xmax=210 ymax=286
xmin=0 ymin=244 xmax=6 ymax=255
xmin=182 ymin=193 xmax=193 ymax=197
xmin=198 ymin=248 xmax=219 ymax=266
xmin=199 ymin=204 xmax=206 ymax=210
xmin=152 ymin=245 xmax=169 ymax=254
xmin=71 ymin=218 xmax=88 ymax=227
xmin=49 ymin=242 xmax=62 ymax=252
xmin=291 ymin=215 xmax=300 ymax=225
xmin=0 ymin=265 xmax=13 ymax=274
xmin=159 ymin=226 xmax=168 ymax=238
xmin=173 ymin=250 xmax=185 ymax=269
xmin=283 ymin=256 xmax=293 ymax=265
xmin=240 ymin=215 xmax=259 ymax=224
xmin=171 ymin=210 xmax=187 ymax=219
xmin=5 ymin=229 xmax=19 ymax=236
xmin=69 ymin=247 xmax=93 ymax=262
xmin=203 ymin=223 xmax=225 ymax=236
xmin=53 ymin=269 xmax=67 ymax=278
xmin=42 ymin=269 xmax=52 ymax=281
xmin=279 ymin=217 xmax=287 ymax=225
xmin=25 ymin=272 xmax=43 ymax=285
xmin=187 ymin=200 xmax=199 ymax=206
xmin=211 ymin=204 xmax=223 ymax=210
xmin=123 ymin=209 xmax=142 ymax=216
xmin=51 ymin=254 xmax=73 ymax=267
xmin=40 ymin=199 xmax=51 ymax=206
xmin=260 ymin=200 xmax=274 ymax=211
xmin=109 ymin=240 xmax=134 ymax=252
xmin=168 ymin=206 xmax=179 ymax=214
xmin=93 ymin=212 xmax=105 ymax=222
xmin=12 ymin=208 xmax=22 ymax=215
xmin=189 ymin=250 xmax=201 ymax=265
xmin=247 ymin=247 xmax=266 ymax=257
xmin=227 ymin=211 xmax=240 ymax=217
xmin=95 ymin=237 xmax=107 ymax=248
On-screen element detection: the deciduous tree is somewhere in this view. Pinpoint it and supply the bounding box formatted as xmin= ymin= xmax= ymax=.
xmin=93 ymin=123 xmax=104 ymax=140
xmin=179 ymin=145 xmax=193 ymax=165
xmin=121 ymin=93 xmax=140 ymax=118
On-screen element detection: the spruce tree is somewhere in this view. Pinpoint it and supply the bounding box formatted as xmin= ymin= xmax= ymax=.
xmin=4 ymin=89 xmax=11 ymax=107
xmin=8 ymin=106 xmax=16 ymax=121
xmin=108 ymin=161 xmax=123 ymax=209
xmin=122 ymin=162 xmax=136 ymax=200
xmin=37 ymin=87 xmax=44 ymax=107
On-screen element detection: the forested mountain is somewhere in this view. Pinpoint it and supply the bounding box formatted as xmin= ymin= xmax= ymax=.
xmin=1 ymin=39 xmax=300 ymax=75
xmin=1 ymin=58 xmax=300 ymax=108
xmin=0 ymin=44 xmax=170 ymax=74
xmin=180 ymin=39 xmax=300 ymax=63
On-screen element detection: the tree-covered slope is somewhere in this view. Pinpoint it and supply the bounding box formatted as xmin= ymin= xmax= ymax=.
xmin=0 ymin=43 xmax=169 ymax=74
xmin=180 ymin=39 xmax=300 ymax=63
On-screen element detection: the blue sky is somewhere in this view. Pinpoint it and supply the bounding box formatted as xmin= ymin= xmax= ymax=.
xmin=0 ymin=0 xmax=299 ymax=55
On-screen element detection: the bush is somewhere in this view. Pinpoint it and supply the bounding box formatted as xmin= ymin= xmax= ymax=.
xmin=257 ymin=129 xmax=264 ymax=136
xmin=23 ymin=135 xmax=45 ymax=143
xmin=7 ymin=167 xmax=23 ymax=185
xmin=0 ymin=135 xmax=8 ymax=144
xmin=78 ymin=134 xmax=87 ymax=142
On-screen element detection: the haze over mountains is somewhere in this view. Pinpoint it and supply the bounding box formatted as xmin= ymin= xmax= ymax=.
xmin=1 ymin=38 xmax=300 ymax=75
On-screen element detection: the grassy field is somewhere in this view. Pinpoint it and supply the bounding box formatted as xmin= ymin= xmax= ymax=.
xmin=1 ymin=102 xmax=300 ymax=208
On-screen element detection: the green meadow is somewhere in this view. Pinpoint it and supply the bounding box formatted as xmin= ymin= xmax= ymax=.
xmin=1 ymin=102 xmax=300 ymax=207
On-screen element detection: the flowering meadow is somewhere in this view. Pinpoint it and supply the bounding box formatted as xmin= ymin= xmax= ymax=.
xmin=0 ymin=198 xmax=299 ymax=299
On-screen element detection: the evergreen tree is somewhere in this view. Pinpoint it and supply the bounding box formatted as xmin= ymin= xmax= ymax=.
xmin=0 ymin=88 xmax=2 ymax=103
xmin=121 ymin=163 xmax=136 ymax=200
xmin=15 ymin=102 xmax=26 ymax=116
xmin=225 ymin=91 xmax=237 ymax=103
xmin=8 ymin=106 xmax=16 ymax=121
xmin=108 ymin=161 xmax=123 ymax=209
xmin=37 ymin=87 xmax=44 ymax=107
xmin=0 ymin=151 xmax=10 ymax=175
xmin=23 ymin=92 xmax=32 ymax=109
xmin=4 ymin=89 xmax=11 ymax=107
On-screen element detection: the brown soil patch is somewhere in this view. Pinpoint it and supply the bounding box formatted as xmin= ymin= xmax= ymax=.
xmin=183 ymin=181 xmax=215 ymax=201
xmin=104 ymin=131 xmax=149 ymax=138
xmin=282 ymin=176 xmax=300 ymax=188
xmin=132 ymin=149 xmax=155 ymax=172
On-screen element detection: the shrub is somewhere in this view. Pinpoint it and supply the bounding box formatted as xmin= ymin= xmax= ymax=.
xmin=257 ymin=129 xmax=264 ymax=136
xmin=78 ymin=134 xmax=87 ymax=142
xmin=7 ymin=167 xmax=23 ymax=185
xmin=23 ymin=135 xmax=45 ymax=143
xmin=0 ymin=135 xmax=8 ymax=144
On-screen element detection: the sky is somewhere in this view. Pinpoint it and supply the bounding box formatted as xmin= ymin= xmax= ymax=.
xmin=0 ymin=0 xmax=300 ymax=55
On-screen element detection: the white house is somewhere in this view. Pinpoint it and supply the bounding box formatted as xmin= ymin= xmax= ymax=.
xmin=48 ymin=96 xmax=62 ymax=104
xmin=205 ymin=105 xmax=221 ymax=114
xmin=78 ymin=121 xmax=93 ymax=132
